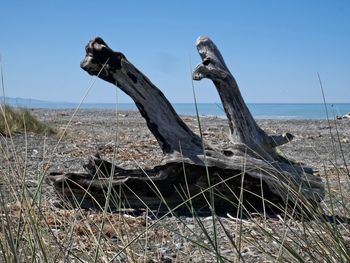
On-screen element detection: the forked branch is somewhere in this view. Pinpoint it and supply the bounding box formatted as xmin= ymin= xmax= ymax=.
xmin=193 ymin=36 xmax=293 ymax=158
xmin=48 ymin=36 xmax=324 ymax=214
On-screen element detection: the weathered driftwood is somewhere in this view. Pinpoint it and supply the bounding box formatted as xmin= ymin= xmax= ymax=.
xmin=48 ymin=36 xmax=324 ymax=215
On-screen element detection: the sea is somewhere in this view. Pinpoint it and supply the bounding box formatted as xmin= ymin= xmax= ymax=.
xmin=2 ymin=98 xmax=350 ymax=120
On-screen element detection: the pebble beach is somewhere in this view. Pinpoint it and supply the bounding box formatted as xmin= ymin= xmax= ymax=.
xmin=1 ymin=108 xmax=350 ymax=262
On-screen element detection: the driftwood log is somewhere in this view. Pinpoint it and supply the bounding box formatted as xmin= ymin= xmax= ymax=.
xmin=48 ymin=36 xmax=324 ymax=215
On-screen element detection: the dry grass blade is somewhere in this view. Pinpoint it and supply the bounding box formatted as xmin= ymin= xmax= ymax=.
xmin=0 ymin=105 xmax=56 ymax=136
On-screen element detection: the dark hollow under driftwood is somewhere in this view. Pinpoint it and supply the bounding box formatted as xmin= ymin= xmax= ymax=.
xmin=48 ymin=36 xmax=324 ymax=215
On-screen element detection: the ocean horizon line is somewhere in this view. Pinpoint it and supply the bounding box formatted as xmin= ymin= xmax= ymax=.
xmin=1 ymin=97 xmax=350 ymax=120
xmin=1 ymin=96 xmax=349 ymax=105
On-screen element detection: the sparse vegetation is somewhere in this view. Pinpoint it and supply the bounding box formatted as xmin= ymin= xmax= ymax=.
xmin=1 ymin=108 xmax=350 ymax=262
xmin=0 ymin=104 xmax=56 ymax=136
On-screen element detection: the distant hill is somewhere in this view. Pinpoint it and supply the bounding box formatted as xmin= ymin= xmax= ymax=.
xmin=0 ymin=96 xmax=91 ymax=109
xmin=0 ymin=96 xmax=50 ymax=106
xmin=0 ymin=96 xmax=65 ymax=108
xmin=0 ymin=96 xmax=136 ymax=110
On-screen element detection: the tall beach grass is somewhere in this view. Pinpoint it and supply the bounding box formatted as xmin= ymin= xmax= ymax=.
xmin=1 ymin=102 xmax=350 ymax=262
xmin=1 ymin=66 xmax=350 ymax=261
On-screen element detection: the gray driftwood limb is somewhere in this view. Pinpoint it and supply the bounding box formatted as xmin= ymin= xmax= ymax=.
xmin=193 ymin=36 xmax=294 ymax=160
xmin=48 ymin=36 xmax=324 ymax=215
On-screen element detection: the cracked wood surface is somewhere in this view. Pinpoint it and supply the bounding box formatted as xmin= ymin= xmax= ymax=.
xmin=48 ymin=36 xmax=324 ymax=213
xmin=80 ymin=37 xmax=202 ymax=157
xmin=193 ymin=36 xmax=293 ymax=160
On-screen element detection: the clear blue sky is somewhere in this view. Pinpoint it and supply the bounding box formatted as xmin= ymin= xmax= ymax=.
xmin=1 ymin=1 xmax=349 ymax=103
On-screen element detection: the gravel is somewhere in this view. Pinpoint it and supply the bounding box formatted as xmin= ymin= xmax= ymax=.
xmin=1 ymin=108 xmax=350 ymax=262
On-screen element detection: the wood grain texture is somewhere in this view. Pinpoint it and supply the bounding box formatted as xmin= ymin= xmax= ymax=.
xmin=48 ymin=36 xmax=324 ymax=215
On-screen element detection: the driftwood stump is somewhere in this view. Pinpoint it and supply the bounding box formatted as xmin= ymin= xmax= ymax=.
xmin=48 ymin=36 xmax=324 ymax=215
